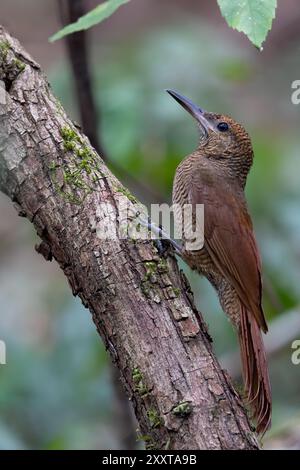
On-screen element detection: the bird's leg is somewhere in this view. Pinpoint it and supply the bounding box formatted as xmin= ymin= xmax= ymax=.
xmin=139 ymin=216 xmax=183 ymax=257
xmin=150 ymin=222 xmax=182 ymax=257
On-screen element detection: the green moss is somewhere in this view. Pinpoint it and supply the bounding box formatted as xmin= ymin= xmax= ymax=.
xmin=136 ymin=432 xmax=157 ymax=450
xmin=141 ymin=280 xmax=152 ymax=299
xmin=13 ymin=58 xmax=25 ymax=72
xmin=63 ymin=168 xmax=88 ymax=189
xmin=49 ymin=126 xmax=102 ymax=205
xmin=49 ymin=161 xmax=58 ymax=171
xmin=0 ymin=40 xmax=10 ymax=59
xmin=116 ymin=185 xmax=138 ymax=204
xmin=147 ymin=408 xmax=164 ymax=429
xmin=172 ymin=287 xmax=181 ymax=297
xmin=144 ymin=261 xmax=157 ymax=279
xmin=164 ymin=438 xmax=171 ymax=450
xmin=77 ymin=146 xmax=93 ymax=160
xmin=61 ymin=126 xmax=81 ymax=144
xmin=132 ymin=367 xmax=143 ymax=383
xmin=141 ymin=261 xmax=163 ymax=302
xmin=63 ymin=140 xmax=76 ymax=152
xmin=132 ymin=367 xmax=149 ymax=397
xmin=145 ymin=441 xmax=158 ymax=450
xmin=157 ymin=259 xmax=169 ymax=273
xmin=136 ymin=433 xmax=152 ymax=443
xmin=141 ymin=262 xmax=156 ymax=298
xmin=172 ymin=401 xmax=193 ymax=417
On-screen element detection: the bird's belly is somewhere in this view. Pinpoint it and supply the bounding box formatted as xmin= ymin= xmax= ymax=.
xmin=183 ymin=244 xmax=241 ymax=328
xmin=183 ymin=244 xmax=219 ymax=278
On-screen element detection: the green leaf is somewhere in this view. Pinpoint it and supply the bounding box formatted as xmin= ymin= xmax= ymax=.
xmin=49 ymin=0 xmax=131 ymax=42
xmin=217 ymin=0 xmax=277 ymax=49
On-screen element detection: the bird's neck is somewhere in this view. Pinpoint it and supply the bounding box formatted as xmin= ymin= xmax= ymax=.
xmin=196 ymin=146 xmax=254 ymax=190
xmin=225 ymin=153 xmax=253 ymax=190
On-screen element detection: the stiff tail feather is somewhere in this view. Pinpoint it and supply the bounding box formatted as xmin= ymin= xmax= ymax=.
xmin=239 ymin=304 xmax=271 ymax=435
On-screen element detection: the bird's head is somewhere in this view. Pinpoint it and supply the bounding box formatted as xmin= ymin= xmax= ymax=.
xmin=167 ymin=89 xmax=254 ymax=185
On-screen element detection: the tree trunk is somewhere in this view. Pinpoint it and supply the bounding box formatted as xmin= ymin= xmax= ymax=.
xmin=57 ymin=0 xmax=138 ymax=449
xmin=0 ymin=26 xmax=258 ymax=450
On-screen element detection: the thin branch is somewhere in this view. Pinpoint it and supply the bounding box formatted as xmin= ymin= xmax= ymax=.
xmin=56 ymin=0 xmax=164 ymax=204
xmin=57 ymin=0 xmax=106 ymax=158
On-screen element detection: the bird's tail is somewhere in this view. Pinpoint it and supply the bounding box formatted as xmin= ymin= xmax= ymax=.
xmin=238 ymin=304 xmax=271 ymax=435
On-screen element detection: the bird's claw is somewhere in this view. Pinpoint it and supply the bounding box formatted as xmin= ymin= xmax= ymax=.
xmin=153 ymin=238 xmax=173 ymax=257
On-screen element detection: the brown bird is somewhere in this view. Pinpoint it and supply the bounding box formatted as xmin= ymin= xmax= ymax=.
xmin=167 ymin=89 xmax=271 ymax=435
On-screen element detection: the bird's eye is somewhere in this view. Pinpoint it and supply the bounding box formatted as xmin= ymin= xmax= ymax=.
xmin=217 ymin=122 xmax=229 ymax=132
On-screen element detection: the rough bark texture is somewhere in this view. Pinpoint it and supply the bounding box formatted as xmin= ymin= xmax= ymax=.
xmin=57 ymin=0 xmax=138 ymax=449
xmin=0 ymin=26 xmax=259 ymax=450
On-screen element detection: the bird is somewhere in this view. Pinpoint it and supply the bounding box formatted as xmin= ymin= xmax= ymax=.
xmin=167 ymin=89 xmax=271 ymax=435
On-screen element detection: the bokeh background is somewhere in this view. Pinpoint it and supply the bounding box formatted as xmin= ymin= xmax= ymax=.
xmin=0 ymin=0 xmax=300 ymax=450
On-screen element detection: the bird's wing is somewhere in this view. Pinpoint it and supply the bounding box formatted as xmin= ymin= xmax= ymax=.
xmin=189 ymin=176 xmax=268 ymax=332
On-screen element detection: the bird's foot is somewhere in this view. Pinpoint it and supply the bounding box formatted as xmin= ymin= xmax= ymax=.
xmin=145 ymin=219 xmax=183 ymax=257
xmin=153 ymin=238 xmax=172 ymax=257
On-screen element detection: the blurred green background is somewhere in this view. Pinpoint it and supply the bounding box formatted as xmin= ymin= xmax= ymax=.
xmin=0 ymin=0 xmax=300 ymax=450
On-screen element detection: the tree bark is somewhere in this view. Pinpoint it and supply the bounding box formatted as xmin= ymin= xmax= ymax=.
xmin=57 ymin=0 xmax=138 ymax=449
xmin=0 ymin=26 xmax=259 ymax=450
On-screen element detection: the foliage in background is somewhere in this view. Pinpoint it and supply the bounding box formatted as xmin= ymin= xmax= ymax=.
xmin=51 ymin=20 xmax=300 ymax=317
xmin=1 ymin=1 xmax=299 ymax=451
xmin=50 ymin=0 xmax=278 ymax=48
xmin=49 ymin=0 xmax=130 ymax=41
xmin=50 ymin=21 xmax=300 ymax=439
xmin=0 ymin=291 xmax=114 ymax=449
xmin=217 ymin=0 xmax=277 ymax=48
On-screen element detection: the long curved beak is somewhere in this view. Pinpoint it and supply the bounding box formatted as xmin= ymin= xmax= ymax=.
xmin=166 ymin=89 xmax=212 ymax=135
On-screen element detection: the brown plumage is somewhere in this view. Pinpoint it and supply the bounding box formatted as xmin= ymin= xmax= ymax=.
xmin=168 ymin=90 xmax=271 ymax=435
